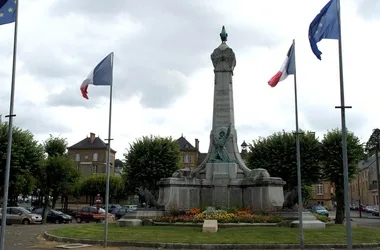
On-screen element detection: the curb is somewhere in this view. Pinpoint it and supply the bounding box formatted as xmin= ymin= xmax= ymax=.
xmin=43 ymin=232 xmax=380 ymax=249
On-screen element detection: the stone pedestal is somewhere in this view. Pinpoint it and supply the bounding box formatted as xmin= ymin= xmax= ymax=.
xmin=117 ymin=219 xmax=142 ymax=227
xmin=157 ymin=174 xmax=285 ymax=210
xmin=289 ymin=212 xmax=326 ymax=229
xmin=124 ymin=209 xmax=165 ymax=219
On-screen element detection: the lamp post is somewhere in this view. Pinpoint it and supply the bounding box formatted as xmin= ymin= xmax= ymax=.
xmin=357 ymin=176 xmax=361 ymax=218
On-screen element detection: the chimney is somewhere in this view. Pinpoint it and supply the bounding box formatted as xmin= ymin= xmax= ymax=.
xmin=90 ymin=132 xmax=96 ymax=143
xmin=195 ymin=139 xmax=199 ymax=151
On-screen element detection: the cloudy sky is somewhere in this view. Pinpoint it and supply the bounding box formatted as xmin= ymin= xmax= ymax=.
xmin=0 ymin=0 xmax=379 ymax=159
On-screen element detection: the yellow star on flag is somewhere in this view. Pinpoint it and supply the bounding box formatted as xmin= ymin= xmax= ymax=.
xmin=8 ymin=8 xmax=13 ymax=12
xmin=0 ymin=13 xmax=3 ymax=17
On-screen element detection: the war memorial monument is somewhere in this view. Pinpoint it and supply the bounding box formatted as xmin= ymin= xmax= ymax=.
xmin=157 ymin=27 xmax=286 ymax=211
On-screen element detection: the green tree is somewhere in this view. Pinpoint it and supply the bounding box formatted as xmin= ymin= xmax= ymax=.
xmin=35 ymin=135 xmax=80 ymax=223
xmin=0 ymin=123 xmax=44 ymax=201
xmin=247 ymin=130 xmax=322 ymax=191
xmin=320 ymin=128 xmax=364 ymax=224
xmin=79 ymin=174 xmax=123 ymax=204
xmin=123 ymin=135 xmax=181 ymax=196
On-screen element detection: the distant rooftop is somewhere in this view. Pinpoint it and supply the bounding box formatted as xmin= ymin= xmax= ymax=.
xmin=68 ymin=133 xmax=116 ymax=153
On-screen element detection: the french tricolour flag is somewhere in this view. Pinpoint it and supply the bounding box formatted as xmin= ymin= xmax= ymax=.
xmin=268 ymin=43 xmax=295 ymax=87
xmin=80 ymin=52 xmax=114 ymax=99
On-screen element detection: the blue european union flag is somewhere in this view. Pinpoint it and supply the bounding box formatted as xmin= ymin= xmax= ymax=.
xmin=0 ymin=0 xmax=16 ymax=26
xmin=308 ymin=0 xmax=340 ymax=60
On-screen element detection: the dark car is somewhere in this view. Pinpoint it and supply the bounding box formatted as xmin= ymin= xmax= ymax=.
xmin=33 ymin=208 xmax=72 ymax=224
xmin=110 ymin=207 xmax=127 ymax=219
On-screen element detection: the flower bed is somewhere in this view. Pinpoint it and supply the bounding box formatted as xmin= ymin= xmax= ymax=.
xmin=152 ymin=207 xmax=283 ymax=224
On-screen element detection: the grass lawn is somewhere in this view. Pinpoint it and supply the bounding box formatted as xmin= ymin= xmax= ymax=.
xmin=49 ymin=224 xmax=380 ymax=244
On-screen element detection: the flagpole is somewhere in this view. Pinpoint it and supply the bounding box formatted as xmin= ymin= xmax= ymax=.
xmin=335 ymin=0 xmax=353 ymax=249
xmin=0 ymin=0 xmax=19 ymax=249
xmin=292 ymin=39 xmax=304 ymax=249
xmin=103 ymin=52 xmax=114 ymax=248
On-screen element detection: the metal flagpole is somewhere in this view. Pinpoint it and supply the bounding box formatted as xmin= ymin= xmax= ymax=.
xmin=104 ymin=52 xmax=114 ymax=248
xmin=292 ymin=39 xmax=304 ymax=249
xmin=335 ymin=0 xmax=353 ymax=249
xmin=0 ymin=0 xmax=19 ymax=249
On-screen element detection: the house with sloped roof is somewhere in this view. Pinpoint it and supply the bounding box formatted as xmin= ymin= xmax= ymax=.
xmin=67 ymin=132 xmax=117 ymax=176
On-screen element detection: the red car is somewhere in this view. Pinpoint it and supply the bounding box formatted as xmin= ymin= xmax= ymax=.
xmin=75 ymin=206 xmax=105 ymax=223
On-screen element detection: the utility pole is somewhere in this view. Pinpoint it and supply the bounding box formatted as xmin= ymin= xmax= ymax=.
xmin=357 ymin=176 xmax=361 ymax=218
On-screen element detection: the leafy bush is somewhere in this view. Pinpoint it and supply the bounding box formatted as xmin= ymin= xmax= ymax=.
xmin=314 ymin=213 xmax=331 ymax=222
xmin=152 ymin=207 xmax=283 ymax=224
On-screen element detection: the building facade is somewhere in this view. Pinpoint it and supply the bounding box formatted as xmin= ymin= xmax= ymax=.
xmin=309 ymin=181 xmax=335 ymax=210
xmin=67 ymin=132 xmax=117 ymax=176
xmin=350 ymin=155 xmax=379 ymax=208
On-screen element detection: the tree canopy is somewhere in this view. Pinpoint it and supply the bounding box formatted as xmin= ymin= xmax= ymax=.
xmin=247 ymin=130 xmax=322 ymax=191
xmin=0 ymin=123 xmax=44 ymax=200
xmin=79 ymin=174 xmax=123 ymax=204
xmin=123 ymin=135 xmax=181 ymax=195
xmin=33 ymin=135 xmax=80 ymax=221
xmin=320 ymin=128 xmax=364 ymax=224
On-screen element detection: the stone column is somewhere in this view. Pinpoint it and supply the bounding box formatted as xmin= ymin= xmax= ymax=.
xmin=211 ymin=43 xmax=236 ymax=131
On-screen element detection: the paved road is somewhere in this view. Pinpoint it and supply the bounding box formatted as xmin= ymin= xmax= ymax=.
xmin=2 ymin=222 xmax=156 ymax=250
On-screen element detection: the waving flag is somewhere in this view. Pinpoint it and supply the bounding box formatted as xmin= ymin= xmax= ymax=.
xmin=268 ymin=43 xmax=295 ymax=87
xmin=308 ymin=0 xmax=340 ymax=60
xmin=0 ymin=0 xmax=16 ymax=25
xmin=80 ymin=52 xmax=113 ymax=99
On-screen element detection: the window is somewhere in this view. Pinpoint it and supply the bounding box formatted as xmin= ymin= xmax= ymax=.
xmin=75 ymin=153 xmax=80 ymax=161
xmin=93 ymin=153 xmax=98 ymax=161
xmin=374 ymin=196 xmax=376 ymax=205
xmin=92 ymin=165 xmax=98 ymax=174
xmin=11 ymin=208 xmax=20 ymax=214
xmin=377 ymin=196 xmax=379 ymax=206
xmin=77 ymin=165 xmax=80 ymax=170
xmin=316 ymin=183 xmax=323 ymax=195
xmin=81 ymin=207 xmax=89 ymax=212
xmin=184 ymin=155 xmax=191 ymax=164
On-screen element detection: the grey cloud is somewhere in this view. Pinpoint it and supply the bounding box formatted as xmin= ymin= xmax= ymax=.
xmin=355 ymin=0 xmax=380 ymax=20
xmin=21 ymin=48 xmax=85 ymax=79
xmin=301 ymin=104 xmax=367 ymax=134
xmin=32 ymin=0 xmax=282 ymax=109
xmin=0 ymin=99 xmax=72 ymax=135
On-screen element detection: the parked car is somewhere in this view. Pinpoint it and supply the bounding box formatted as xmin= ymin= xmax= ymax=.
xmin=102 ymin=204 xmax=122 ymax=213
xmin=372 ymin=209 xmax=379 ymax=216
xmin=75 ymin=206 xmax=105 ymax=223
xmin=110 ymin=207 xmax=128 ymax=220
xmin=0 ymin=207 xmax=42 ymax=225
xmin=350 ymin=204 xmax=359 ymax=211
xmin=365 ymin=206 xmax=376 ymax=213
xmin=311 ymin=205 xmax=329 ymax=217
xmin=32 ymin=208 xmax=72 ymax=224
xmin=360 ymin=204 xmax=367 ymax=211
xmin=122 ymin=205 xmax=138 ymax=212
